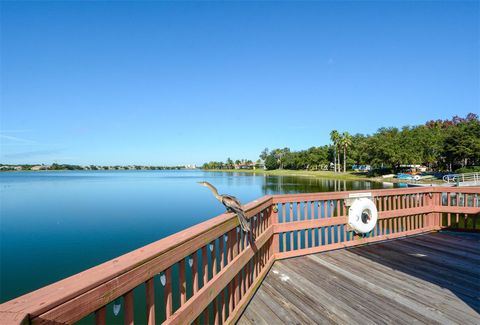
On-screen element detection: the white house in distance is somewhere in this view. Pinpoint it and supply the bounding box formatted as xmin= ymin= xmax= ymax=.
xmin=30 ymin=165 xmax=50 ymax=171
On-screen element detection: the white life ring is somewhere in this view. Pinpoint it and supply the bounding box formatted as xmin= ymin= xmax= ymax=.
xmin=348 ymin=198 xmax=378 ymax=234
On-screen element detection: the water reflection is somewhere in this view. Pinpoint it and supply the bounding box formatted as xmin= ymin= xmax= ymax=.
xmin=261 ymin=175 xmax=386 ymax=194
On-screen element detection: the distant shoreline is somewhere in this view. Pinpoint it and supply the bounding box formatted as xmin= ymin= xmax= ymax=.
xmin=203 ymin=169 xmax=443 ymax=185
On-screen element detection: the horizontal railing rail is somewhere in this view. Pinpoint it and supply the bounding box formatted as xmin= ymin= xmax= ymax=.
xmin=1 ymin=187 xmax=479 ymax=325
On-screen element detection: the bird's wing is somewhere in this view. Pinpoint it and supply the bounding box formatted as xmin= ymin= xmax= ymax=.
xmin=221 ymin=194 xmax=242 ymax=208
xmin=219 ymin=195 xmax=251 ymax=233
xmin=224 ymin=199 xmax=251 ymax=233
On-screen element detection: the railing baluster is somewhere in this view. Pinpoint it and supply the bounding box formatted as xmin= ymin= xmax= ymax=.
xmin=203 ymin=305 xmax=209 ymax=324
xmin=241 ymin=267 xmax=246 ymax=298
xmin=213 ymin=295 xmax=219 ymax=325
xmin=249 ymin=257 xmax=253 ymax=288
xmin=124 ymin=290 xmax=134 ymax=325
xmin=179 ymin=258 xmax=186 ymax=305
xmin=228 ymin=280 xmax=234 ymax=315
xmin=261 ymin=212 xmax=266 ymax=233
xmin=219 ymin=235 xmax=225 ymax=270
xmin=146 ymin=278 xmax=155 ymax=325
xmin=244 ymin=264 xmax=249 ymax=295
xmin=202 ymin=246 xmax=208 ymax=287
xmin=257 ymin=213 xmax=262 ymax=236
xmin=227 ymin=229 xmax=234 ymax=263
xmin=234 ymin=273 xmax=240 ymax=312
xmin=165 ymin=267 xmax=173 ymax=318
xmin=290 ymin=230 xmax=294 ymax=251
xmin=221 ymin=289 xmax=226 ymax=323
xmin=95 ymin=306 xmax=106 ymax=325
xmin=212 ymin=240 xmax=217 ymax=277
xmin=233 ymin=228 xmax=239 ymax=258
xmin=297 ymin=229 xmax=302 ymax=250
xmin=193 ymin=252 xmax=199 ymax=294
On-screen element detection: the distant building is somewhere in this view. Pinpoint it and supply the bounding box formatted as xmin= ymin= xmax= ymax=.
xmin=30 ymin=165 xmax=49 ymax=171
xmin=0 ymin=165 xmax=22 ymax=171
xmin=235 ymin=162 xmax=256 ymax=170
xmin=399 ymin=165 xmax=428 ymax=172
xmin=254 ymin=161 xmax=266 ymax=170
xmin=352 ymin=165 xmax=372 ymax=172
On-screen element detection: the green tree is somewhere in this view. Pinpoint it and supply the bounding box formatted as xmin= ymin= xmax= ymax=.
xmin=260 ymin=148 xmax=269 ymax=161
xmin=330 ymin=130 xmax=340 ymax=172
xmin=264 ymin=154 xmax=279 ymax=170
xmin=340 ymin=132 xmax=352 ymax=172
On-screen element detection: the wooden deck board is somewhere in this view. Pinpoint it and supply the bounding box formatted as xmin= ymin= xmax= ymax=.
xmin=238 ymin=231 xmax=480 ymax=325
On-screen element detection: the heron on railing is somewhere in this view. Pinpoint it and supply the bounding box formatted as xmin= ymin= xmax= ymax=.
xmin=198 ymin=181 xmax=251 ymax=233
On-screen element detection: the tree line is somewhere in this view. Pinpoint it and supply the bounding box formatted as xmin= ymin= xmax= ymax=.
xmin=203 ymin=113 xmax=480 ymax=173
xmin=202 ymin=158 xmax=258 ymax=170
xmin=0 ymin=164 xmax=192 ymax=171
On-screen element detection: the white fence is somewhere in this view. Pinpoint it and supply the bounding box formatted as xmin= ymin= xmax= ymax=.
xmin=443 ymin=172 xmax=480 ymax=185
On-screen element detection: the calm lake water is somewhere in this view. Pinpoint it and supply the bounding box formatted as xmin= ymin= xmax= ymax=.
xmin=0 ymin=170 xmax=394 ymax=303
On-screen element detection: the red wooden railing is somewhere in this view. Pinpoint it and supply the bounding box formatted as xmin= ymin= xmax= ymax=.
xmin=1 ymin=187 xmax=479 ymax=325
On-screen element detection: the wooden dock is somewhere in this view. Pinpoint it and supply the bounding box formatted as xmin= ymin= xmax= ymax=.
xmin=238 ymin=231 xmax=480 ymax=325
xmin=1 ymin=187 xmax=479 ymax=325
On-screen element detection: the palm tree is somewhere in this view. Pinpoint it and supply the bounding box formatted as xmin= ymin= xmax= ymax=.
xmin=330 ymin=130 xmax=340 ymax=172
xmin=341 ymin=132 xmax=352 ymax=172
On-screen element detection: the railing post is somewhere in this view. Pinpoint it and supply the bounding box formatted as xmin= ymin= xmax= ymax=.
xmin=270 ymin=199 xmax=279 ymax=257
xmin=434 ymin=191 xmax=442 ymax=230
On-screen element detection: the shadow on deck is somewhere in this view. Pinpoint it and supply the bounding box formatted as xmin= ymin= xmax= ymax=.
xmin=238 ymin=231 xmax=480 ymax=324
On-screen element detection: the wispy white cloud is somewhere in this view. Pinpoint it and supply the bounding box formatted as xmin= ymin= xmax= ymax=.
xmin=0 ymin=134 xmax=37 ymax=144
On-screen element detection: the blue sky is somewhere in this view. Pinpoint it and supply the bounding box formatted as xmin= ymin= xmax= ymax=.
xmin=1 ymin=1 xmax=478 ymax=165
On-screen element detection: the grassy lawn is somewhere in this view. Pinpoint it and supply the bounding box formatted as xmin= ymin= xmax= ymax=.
xmin=205 ymin=169 xmax=371 ymax=180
